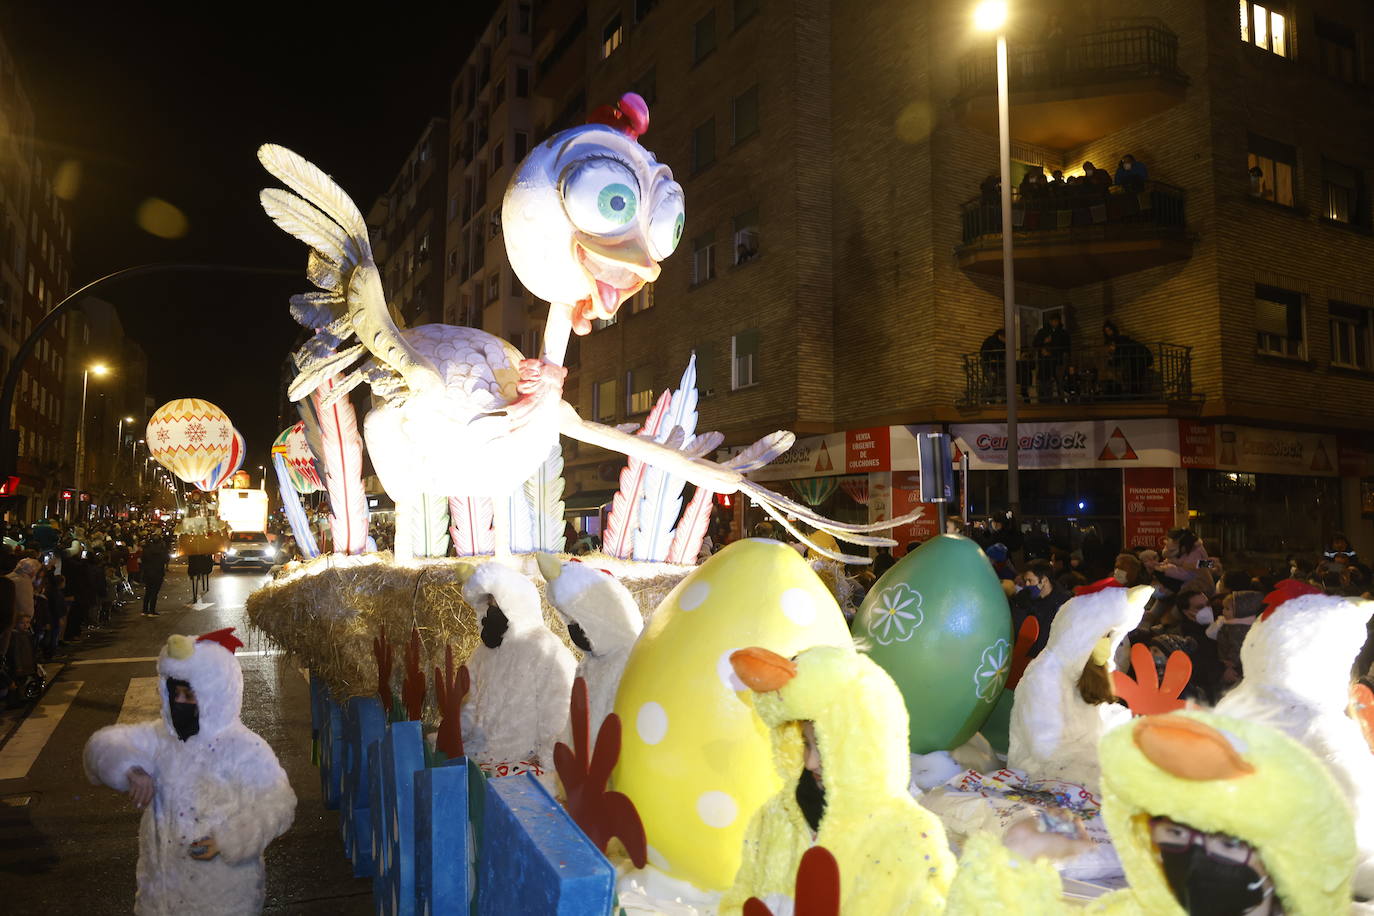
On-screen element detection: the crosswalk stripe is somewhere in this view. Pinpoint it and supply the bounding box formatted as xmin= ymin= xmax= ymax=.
xmin=117 ymin=678 xmax=163 ymax=726
xmin=0 ymin=680 xmax=83 ymax=781
xmin=70 ymin=649 xmax=284 ymax=667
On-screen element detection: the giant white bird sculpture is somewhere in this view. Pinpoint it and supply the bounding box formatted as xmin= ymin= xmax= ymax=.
xmin=258 ymin=93 xmax=916 ymax=562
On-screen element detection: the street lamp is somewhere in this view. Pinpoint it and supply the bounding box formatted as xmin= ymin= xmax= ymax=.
xmin=115 ymin=415 xmax=135 ymax=479
xmin=74 ymin=363 xmax=110 ymax=521
xmin=258 ymin=464 xmax=265 ymax=489
xmin=974 ymin=0 xmax=1020 ymax=515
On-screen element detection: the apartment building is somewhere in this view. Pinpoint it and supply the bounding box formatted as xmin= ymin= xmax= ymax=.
xmin=372 ymin=118 xmax=449 ymax=328
xmin=536 ymin=0 xmax=1374 ymax=559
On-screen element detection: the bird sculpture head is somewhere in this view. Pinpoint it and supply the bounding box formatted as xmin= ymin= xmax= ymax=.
xmin=503 ymin=93 xmax=685 ymax=335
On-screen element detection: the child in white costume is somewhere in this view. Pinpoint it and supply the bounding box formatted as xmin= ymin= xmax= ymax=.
xmin=84 ymin=628 xmax=296 ymax=915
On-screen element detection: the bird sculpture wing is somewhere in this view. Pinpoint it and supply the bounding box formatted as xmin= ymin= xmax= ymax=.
xmin=258 ymin=144 xmax=440 ymax=404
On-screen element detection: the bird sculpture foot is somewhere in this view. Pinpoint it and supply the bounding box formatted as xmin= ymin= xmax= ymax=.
xmin=507 ymin=358 xmax=569 ymax=429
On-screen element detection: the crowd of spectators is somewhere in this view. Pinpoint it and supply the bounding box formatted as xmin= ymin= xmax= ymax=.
xmin=0 ymin=517 xmax=177 ymax=708
xmin=979 ymin=317 xmax=1157 ymax=403
xmin=979 ymin=154 xmax=1152 ymax=214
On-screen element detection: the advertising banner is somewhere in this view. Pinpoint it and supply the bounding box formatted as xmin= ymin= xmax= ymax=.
xmin=846 ymin=427 xmax=891 ymax=473
xmin=1122 ymin=467 xmax=1176 ymax=550
xmin=891 ymin=471 xmax=942 ymax=553
xmin=951 ymin=419 xmax=1180 ymax=470
xmin=1179 ymin=422 xmax=1339 ymax=477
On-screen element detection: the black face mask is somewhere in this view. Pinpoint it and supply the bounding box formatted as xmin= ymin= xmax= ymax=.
xmin=480 ymin=605 xmax=509 ymax=649
xmin=166 ymin=678 xmax=199 ymax=742
xmin=567 ymin=621 xmax=593 ymax=653
xmin=1159 ymin=844 xmax=1269 ymax=915
xmin=795 ymin=768 xmax=826 ymax=834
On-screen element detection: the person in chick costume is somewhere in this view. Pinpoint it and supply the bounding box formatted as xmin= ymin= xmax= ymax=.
xmin=460 ymin=560 xmax=575 ymax=778
xmin=83 ymin=628 xmax=296 ymax=915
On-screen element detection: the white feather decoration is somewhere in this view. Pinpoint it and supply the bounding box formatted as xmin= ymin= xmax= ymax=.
xmin=411 ymin=494 xmax=451 ymax=559
xmin=522 ymin=443 xmax=566 ymax=553
xmin=448 ymin=496 xmax=494 ymax=556
xmin=505 ymin=481 xmax=537 ymax=554
xmin=633 ymin=354 xmax=700 ymax=562
xmin=257 ymin=144 xmax=370 ymax=248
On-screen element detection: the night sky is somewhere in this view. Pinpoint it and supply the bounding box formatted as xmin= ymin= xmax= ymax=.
xmin=1 ymin=3 xmax=496 ymax=470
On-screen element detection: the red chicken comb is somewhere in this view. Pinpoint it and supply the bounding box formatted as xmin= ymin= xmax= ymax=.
xmin=587 ymin=92 xmax=650 ymax=139
xmin=196 ymin=627 xmax=244 ymax=654
xmin=1260 ymin=578 xmax=1323 ymax=621
xmin=1075 ymin=577 xmax=1125 ymax=596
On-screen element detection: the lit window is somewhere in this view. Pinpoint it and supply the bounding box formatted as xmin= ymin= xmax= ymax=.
xmin=731 ymin=329 xmax=760 ymax=389
xmin=1255 ymin=284 xmax=1305 ymax=359
xmin=1330 ymin=302 xmax=1372 ymax=370
xmin=1240 ymin=2 xmax=1288 ymax=58
xmin=1322 ymin=159 xmax=1365 ymax=226
xmin=626 ymin=370 xmax=654 ymax=414
xmin=692 ymin=118 xmax=716 ymax=173
xmin=1247 ymin=135 xmax=1295 ymax=207
xmin=733 ymin=208 xmax=759 ymax=264
xmin=693 ymin=10 xmax=717 ymax=64
xmin=602 ymin=14 xmax=623 ymax=59
xmin=733 ymin=85 xmax=760 ymax=143
xmin=627 ymin=283 xmax=654 ymax=314
xmin=594 ymin=378 xmax=618 ymax=421
xmin=692 ymin=231 xmax=716 ymax=285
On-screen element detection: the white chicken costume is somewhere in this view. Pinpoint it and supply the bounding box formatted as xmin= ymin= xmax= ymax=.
xmin=460 ymin=561 xmax=576 ymax=777
xmin=83 ymin=628 xmax=296 ymax=915
xmin=1007 ymin=585 xmax=1150 ymax=792
xmin=1215 ymin=592 xmax=1374 ymax=898
xmin=537 ymin=553 xmax=643 ymax=735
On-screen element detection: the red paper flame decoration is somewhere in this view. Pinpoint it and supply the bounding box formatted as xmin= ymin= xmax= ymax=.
xmin=1260 ymin=578 xmax=1324 ymax=621
xmin=1007 ymin=616 xmax=1040 ymax=690
xmin=402 ymin=627 xmax=426 ymax=722
xmin=196 ymin=627 xmax=244 ymax=654
xmin=373 ymin=626 xmax=394 ymax=712
xmin=433 ymin=646 xmax=470 ymax=759
xmin=553 ymin=677 xmax=647 ymax=868
xmin=1075 ymin=577 xmax=1125 ymax=596
xmin=1113 ymin=642 xmax=1192 ymax=716
xmin=743 ymin=845 xmax=841 ymax=916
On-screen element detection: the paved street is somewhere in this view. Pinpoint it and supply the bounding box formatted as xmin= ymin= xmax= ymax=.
xmin=0 ymin=567 xmax=372 ymax=915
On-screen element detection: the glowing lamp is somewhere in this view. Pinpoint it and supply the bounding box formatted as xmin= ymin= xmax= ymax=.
xmin=973 ymin=1 xmax=1007 ymax=30
xmin=146 ymin=398 xmax=235 ymax=483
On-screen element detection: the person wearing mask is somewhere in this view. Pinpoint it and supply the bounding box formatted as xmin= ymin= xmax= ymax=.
xmin=1011 ymin=560 xmax=1071 ymax=659
xmin=1031 ymin=313 xmax=1070 ymax=402
xmin=1113 ymin=154 xmax=1148 ymax=192
xmin=1083 ymin=160 xmax=1113 ymax=193
xmin=1102 ymin=320 xmax=1154 ymax=396
xmin=1156 ymin=588 xmax=1222 ymax=701
xmin=1159 ymin=528 xmax=1215 ymax=595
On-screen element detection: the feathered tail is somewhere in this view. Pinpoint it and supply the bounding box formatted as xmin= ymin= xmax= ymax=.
xmin=308 ymin=376 xmax=369 ymax=554
xmin=273 ymin=453 xmax=319 ymax=558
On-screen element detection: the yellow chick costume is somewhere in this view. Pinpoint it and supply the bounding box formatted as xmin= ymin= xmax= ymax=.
xmin=1084 ymin=710 xmax=1356 ymax=915
xmin=719 ymin=644 xmax=959 ymax=914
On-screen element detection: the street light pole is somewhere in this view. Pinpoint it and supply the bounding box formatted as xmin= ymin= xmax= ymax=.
xmin=74 ymin=364 xmax=109 ymax=522
xmin=976 ymin=1 xmax=1021 ymax=516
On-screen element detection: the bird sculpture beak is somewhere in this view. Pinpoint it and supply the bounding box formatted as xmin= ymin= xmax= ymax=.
xmin=536 ymin=552 xmax=562 ymax=582
xmin=730 ymin=647 xmax=797 ymax=693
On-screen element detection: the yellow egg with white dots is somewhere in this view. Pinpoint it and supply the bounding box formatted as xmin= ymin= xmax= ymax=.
xmin=611 ymin=538 xmax=853 ymax=890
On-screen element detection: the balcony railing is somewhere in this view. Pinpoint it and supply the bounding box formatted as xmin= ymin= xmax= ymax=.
xmin=959 ymin=341 xmax=1197 ymax=407
xmin=959 ymin=180 xmax=1186 ymax=247
xmin=957 ymin=19 xmax=1186 ymax=99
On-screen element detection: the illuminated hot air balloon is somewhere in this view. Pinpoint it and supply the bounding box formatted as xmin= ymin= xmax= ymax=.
xmin=272 ymin=423 xmax=322 ymax=494
xmin=146 ymin=398 xmax=235 ymax=483
xmin=194 ymin=428 xmax=246 ymax=492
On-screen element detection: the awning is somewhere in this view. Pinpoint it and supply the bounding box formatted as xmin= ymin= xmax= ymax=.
xmin=563 ymin=490 xmax=616 ymax=513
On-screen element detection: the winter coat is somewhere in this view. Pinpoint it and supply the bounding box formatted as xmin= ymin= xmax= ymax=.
xmin=84 ymin=631 xmax=296 ymax=915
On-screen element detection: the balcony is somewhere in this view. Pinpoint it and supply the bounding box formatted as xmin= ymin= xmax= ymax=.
xmin=959 ymin=341 xmax=1198 ymax=409
xmin=956 ymin=181 xmax=1190 ymax=287
xmin=955 ymin=19 xmax=1188 ymax=149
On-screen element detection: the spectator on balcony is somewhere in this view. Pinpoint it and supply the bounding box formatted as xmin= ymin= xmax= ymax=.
xmin=979 ymin=326 xmax=1007 ymax=400
xmin=1018 ymin=166 xmax=1049 ymax=203
xmin=979 ymin=173 xmax=1001 ymax=204
xmin=1082 ymin=161 xmax=1112 ymax=194
xmin=1102 ymin=320 xmax=1153 ymax=396
xmin=1047 ymin=169 xmax=1067 ymax=196
xmin=1031 ymin=313 xmax=1070 ymax=401
xmin=1248 ymin=164 xmax=1269 ymax=199
xmin=1114 ymin=154 xmax=1148 ymax=193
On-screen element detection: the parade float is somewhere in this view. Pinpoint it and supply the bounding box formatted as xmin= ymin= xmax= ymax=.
xmin=237 ymin=93 xmax=1374 ymax=915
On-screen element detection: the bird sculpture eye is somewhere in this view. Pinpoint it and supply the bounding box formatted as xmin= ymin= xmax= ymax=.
xmin=648 ymin=193 xmax=686 ymax=260
xmin=563 ymin=159 xmax=640 ymax=234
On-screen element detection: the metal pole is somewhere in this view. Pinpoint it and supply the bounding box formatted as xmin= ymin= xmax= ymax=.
xmin=996 ymin=33 xmax=1021 ymax=516
xmin=75 ymin=370 xmax=89 ymax=518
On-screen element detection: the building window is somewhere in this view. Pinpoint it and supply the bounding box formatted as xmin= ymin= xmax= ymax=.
xmin=693 ymin=344 xmax=716 ymax=395
xmin=627 ymin=283 xmax=654 ymax=314
xmin=493 ymin=78 xmax=506 ymax=107
xmin=626 ymin=370 xmax=654 ymax=414
xmin=731 ymin=329 xmax=760 ymax=389
xmin=487 ymin=272 xmax=501 ymax=302
xmin=594 ymin=378 xmax=618 ymax=421
xmin=1248 ymin=135 xmax=1295 ymax=207
xmin=418 ymin=232 xmax=431 ymax=263
xmin=633 ymin=67 xmax=657 ymax=106
xmin=517 ymin=3 xmax=532 ymax=34
xmin=593 ymin=312 xmax=619 ymax=331
xmin=692 ymin=231 xmax=716 ymax=285
xmin=1330 ymin=302 xmax=1373 ymax=370
xmin=1316 ymin=18 xmax=1359 ymax=84
xmin=447 ymin=249 xmax=459 ymax=277
xmin=514 ymin=131 xmax=529 ymax=162
xmin=491 ymin=141 xmax=504 ymax=171
xmin=734 ymin=0 xmax=760 ymax=30
xmin=511 ymin=274 xmax=526 ymax=299
xmin=602 ymin=14 xmax=623 ymax=59
xmin=693 ymin=10 xmax=717 ymax=64
xmin=635 ymin=0 xmax=658 ymax=23
xmin=732 ymin=85 xmax=760 ymax=144
xmin=692 ymin=118 xmax=716 ymax=173
xmin=1239 ymin=1 xmax=1288 ymax=57
xmin=1255 ymin=284 xmax=1305 ymax=359
xmin=733 ymin=208 xmax=760 ymax=264
xmin=1322 ymin=159 xmax=1365 ymax=226
xmin=516 ymin=67 xmax=530 ymax=98
xmin=495 ymin=15 xmax=508 ymax=42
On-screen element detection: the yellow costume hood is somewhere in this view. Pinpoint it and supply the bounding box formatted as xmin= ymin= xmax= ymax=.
xmin=720 ymin=645 xmax=957 ymax=914
xmin=1090 ymin=710 xmax=1356 ymax=915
